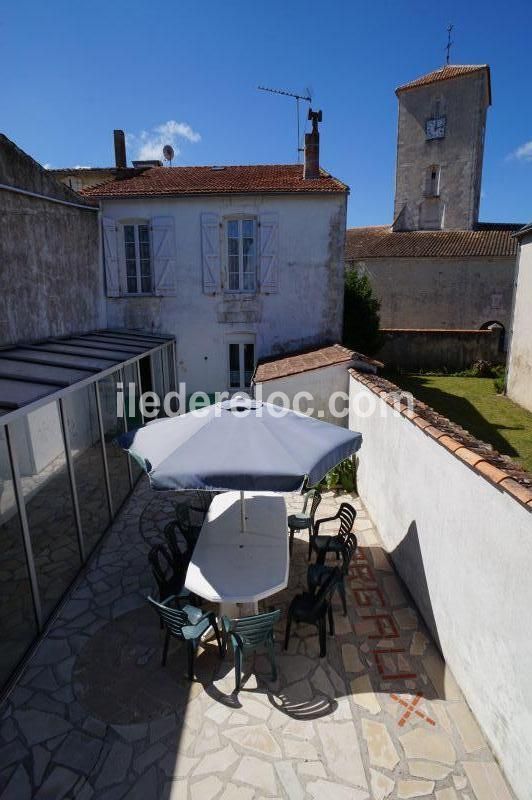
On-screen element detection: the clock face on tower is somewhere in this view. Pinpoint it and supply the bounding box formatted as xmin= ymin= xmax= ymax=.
xmin=425 ymin=116 xmax=446 ymax=140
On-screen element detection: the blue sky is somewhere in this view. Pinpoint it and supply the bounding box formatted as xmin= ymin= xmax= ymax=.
xmin=2 ymin=0 xmax=531 ymax=226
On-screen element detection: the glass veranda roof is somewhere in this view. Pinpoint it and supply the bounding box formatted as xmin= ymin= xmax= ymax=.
xmin=0 ymin=328 xmax=174 ymax=418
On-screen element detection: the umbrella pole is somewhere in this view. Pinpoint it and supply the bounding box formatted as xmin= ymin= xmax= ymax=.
xmin=240 ymin=489 xmax=246 ymax=533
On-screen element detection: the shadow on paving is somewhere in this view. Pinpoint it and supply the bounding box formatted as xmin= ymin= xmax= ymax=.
xmin=0 ymin=485 xmax=513 ymax=800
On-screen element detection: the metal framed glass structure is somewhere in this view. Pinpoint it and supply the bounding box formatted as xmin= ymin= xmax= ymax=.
xmin=0 ymin=329 xmax=176 ymax=693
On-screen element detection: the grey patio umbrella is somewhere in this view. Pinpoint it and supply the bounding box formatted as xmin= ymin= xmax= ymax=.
xmin=118 ymin=396 xmax=362 ymax=531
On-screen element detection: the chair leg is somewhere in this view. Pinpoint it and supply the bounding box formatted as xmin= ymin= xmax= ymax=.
xmin=234 ymin=646 xmax=242 ymax=693
xmin=187 ymin=640 xmax=195 ymax=681
xmin=212 ymin=619 xmax=223 ymax=658
xmin=289 ymin=528 xmax=294 ymax=557
xmin=308 ymin=531 xmax=313 ymax=561
xmin=318 ymin=617 xmax=326 ymax=657
xmin=338 ymin=580 xmax=347 ymax=616
xmin=328 ymin=603 xmax=335 ymax=636
xmin=267 ymin=637 xmax=277 ymax=682
xmin=162 ymin=631 xmax=170 ymax=666
xmin=284 ymin=613 xmax=292 ymax=651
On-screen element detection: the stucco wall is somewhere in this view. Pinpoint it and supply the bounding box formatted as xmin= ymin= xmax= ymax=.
xmin=348 ymin=256 xmax=515 ymax=332
xmin=102 ymin=193 xmax=346 ymax=394
xmin=253 ymin=361 xmax=353 ymax=426
xmin=0 ymin=135 xmax=105 ymax=345
xmin=378 ymin=327 xmax=501 ymax=370
xmin=507 ymin=233 xmax=532 ymax=412
xmin=394 ymin=71 xmax=489 ymax=231
xmin=349 ymin=373 xmax=532 ymax=800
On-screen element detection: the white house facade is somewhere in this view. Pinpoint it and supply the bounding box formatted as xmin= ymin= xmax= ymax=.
xmin=507 ymin=223 xmax=532 ymax=412
xmin=83 ymin=151 xmax=348 ymax=398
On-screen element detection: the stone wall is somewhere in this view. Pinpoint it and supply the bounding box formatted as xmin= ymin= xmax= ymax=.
xmin=378 ymin=327 xmax=501 ymax=371
xmin=507 ymin=230 xmax=532 ymax=412
xmin=0 ymin=134 xmax=104 ymax=346
xmin=348 ymin=256 xmax=515 ymax=333
xmin=349 ymin=369 xmax=532 ymax=800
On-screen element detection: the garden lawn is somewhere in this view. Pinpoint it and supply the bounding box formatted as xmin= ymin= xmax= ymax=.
xmin=389 ymin=373 xmax=532 ymax=475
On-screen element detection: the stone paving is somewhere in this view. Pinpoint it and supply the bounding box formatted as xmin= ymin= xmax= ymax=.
xmin=0 ymin=479 xmax=515 ymax=800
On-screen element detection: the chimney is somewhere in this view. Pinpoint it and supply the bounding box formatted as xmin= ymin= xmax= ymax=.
xmin=114 ymin=129 xmax=127 ymax=169
xmin=303 ymin=108 xmax=322 ymax=179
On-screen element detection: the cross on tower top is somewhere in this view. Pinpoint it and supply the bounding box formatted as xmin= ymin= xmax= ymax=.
xmin=445 ymin=23 xmax=454 ymax=65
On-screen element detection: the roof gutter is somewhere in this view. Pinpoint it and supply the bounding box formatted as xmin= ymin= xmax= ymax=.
xmin=84 ymin=188 xmax=349 ymax=201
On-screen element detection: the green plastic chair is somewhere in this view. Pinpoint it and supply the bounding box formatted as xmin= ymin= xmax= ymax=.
xmin=148 ymin=595 xmax=223 ymax=681
xmin=287 ymin=489 xmax=322 ymax=559
xmin=222 ymin=609 xmax=281 ymax=692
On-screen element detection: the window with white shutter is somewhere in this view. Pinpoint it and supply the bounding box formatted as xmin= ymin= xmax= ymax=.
xmin=259 ymin=213 xmax=279 ymax=293
xmin=151 ymin=216 xmax=177 ymax=296
xmin=201 ymin=213 xmax=221 ymax=294
xmin=225 ymin=218 xmax=257 ymax=292
xmin=102 ymin=217 xmax=120 ymax=297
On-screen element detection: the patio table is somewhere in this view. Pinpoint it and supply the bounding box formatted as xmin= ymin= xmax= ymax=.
xmin=184 ymin=491 xmax=288 ymax=616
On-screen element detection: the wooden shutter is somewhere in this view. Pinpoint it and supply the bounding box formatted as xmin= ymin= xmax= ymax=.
xmin=102 ymin=217 xmax=120 ymax=297
xmin=152 ymin=216 xmax=177 ymax=296
xmin=259 ymin=213 xmax=279 ymax=293
xmin=201 ymin=213 xmax=220 ymax=294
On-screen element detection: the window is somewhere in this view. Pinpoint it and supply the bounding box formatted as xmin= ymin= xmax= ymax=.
xmin=229 ymin=342 xmax=255 ymax=388
xmin=227 ymin=219 xmax=256 ymax=292
xmin=124 ymin=224 xmax=152 ymax=294
xmin=424 ymin=165 xmax=440 ymax=197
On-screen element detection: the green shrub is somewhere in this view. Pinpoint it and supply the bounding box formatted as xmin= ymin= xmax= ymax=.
xmin=343 ymin=270 xmax=383 ymax=356
xmin=314 ymin=458 xmax=356 ymax=493
xmin=494 ymin=371 xmax=506 ymax=394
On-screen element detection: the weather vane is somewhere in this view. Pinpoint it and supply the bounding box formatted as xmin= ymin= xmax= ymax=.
xmin=445 ymin=23 xmax=454 ymax=65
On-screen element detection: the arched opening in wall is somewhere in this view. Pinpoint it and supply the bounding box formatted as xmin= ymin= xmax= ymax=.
xmin=480 ymin=321 xmax=506 ymax=353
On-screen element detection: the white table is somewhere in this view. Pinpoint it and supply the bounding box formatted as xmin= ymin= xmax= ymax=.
xmin=185 ymin=491 xmax=288 ymax=617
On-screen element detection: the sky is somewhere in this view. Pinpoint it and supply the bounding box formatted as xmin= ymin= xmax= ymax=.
xmin=1 ymin=0 xmax=531 ymax=227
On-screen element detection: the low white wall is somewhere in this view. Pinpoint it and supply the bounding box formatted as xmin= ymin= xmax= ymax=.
xmin=349 ymin=373 xmax=532 ymax=800
xmin=254 ymin=362 xmax=352 ymax=425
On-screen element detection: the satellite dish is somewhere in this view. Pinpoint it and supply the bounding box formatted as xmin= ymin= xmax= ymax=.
xmin=163 ymin=144 xmax=174 ymax=163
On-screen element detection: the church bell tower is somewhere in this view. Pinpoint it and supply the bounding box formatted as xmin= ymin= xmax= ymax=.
xmin=392 ymin=64 xmax=491 ymax=232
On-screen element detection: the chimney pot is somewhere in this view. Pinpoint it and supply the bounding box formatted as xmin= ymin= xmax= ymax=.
xmin=114 ymin=130 xmax=127 ymax=169
xmin=304 ymin=108 xmax=322 ymax=180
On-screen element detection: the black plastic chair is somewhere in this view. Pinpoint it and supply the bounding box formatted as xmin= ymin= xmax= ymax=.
xmin=287 ymin=489 xmax=322 ymax=559
xmin=308 ymin=531 xmax=357 ymax=616
xmin=164 ymin=519 xmax=194 ymax=563
xmin=147 ymin=595 xmax=223 ymax=680
xmin=174 ymin=504 xmax=202 ymax=550
xmin=222 ymin=609 xmax=281 ymax=692
xmin=284 ymin=567 xmax=342 ymax=657
xmin=311 ymin=503 xmax=357 ymax=565
xmin=148 ymin=544 xmax=189 ymax=603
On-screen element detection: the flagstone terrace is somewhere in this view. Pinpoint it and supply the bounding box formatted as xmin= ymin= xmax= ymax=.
xmin=0 ymin=480 xmax=514 ymax=800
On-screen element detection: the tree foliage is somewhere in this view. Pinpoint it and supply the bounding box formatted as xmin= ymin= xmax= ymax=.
xmin=342 ymin=269 xmax=383 ymax=356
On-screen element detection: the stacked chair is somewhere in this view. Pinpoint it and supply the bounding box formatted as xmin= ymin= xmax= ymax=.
xmin=284 ymin=500 xmax=358 ymax=656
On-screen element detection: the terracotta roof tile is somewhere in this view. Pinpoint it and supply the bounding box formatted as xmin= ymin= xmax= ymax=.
xmin=396 ymin=64 xmax=490 ymax=96
xmin=349 ymin=368 xmax=532 ymax=510
xmin=81 ymin=164 xmax=348 ymax=199
xmin=253 ymin=344 xmax=381 ymax=383
xmin=345 ymin=224 xmax=522 ymax=260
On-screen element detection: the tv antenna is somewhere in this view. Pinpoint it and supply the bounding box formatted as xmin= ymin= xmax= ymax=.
xmin=445 ymin=23 xmax=454 ymax=65
xmin=163 ymin=144 xmax=174 ymax=165
xmin=258 ymin=85 xmax=312 ymax=162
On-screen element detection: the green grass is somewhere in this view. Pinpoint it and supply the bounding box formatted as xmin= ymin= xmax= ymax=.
xmin=387 ymin=373 xmax=532 ymax=474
